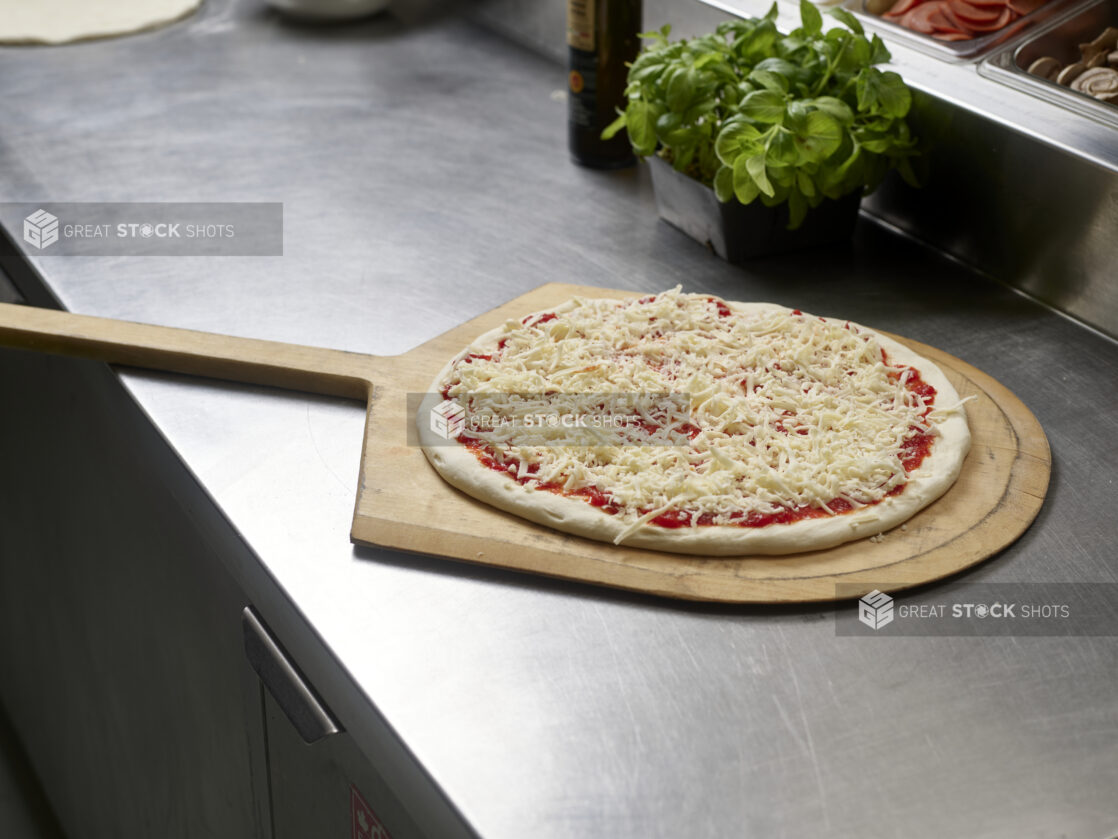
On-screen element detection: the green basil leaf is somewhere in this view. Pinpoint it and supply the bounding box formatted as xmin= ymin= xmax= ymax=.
xmin=767 ymin=163 xmax=796 ymax=187
xmin=753 ymin=57 xmax=803 ymax=80
xmin=741 ymin=89 xmax=787 ymax=124
xmin=715 ymin=121 xmax=764 ymax=164
xmin=717 ymin=19 xmax=743 ymax=38
xmin=749 ymin=68 xmax=789 ymax=94
xmin=692 ymin=52 xmax=721 ymax=70
xmin=666 ymin=67 xmax=698 ymax=112
xmin=683 ymin=100 xmax=718 ymax=124
xmin=746 ymin=153 xmax=775 ymax=197
xmin=714 ymin=164 xmax=735 ymax=202
xmin=625 ymin=100 xmax=660 ymax=156
xmin=857 ymin=69 xmax=911 ymax=118
xmin=796 ymin=170 xmax=816 ymax=197
xmin=810 ymin=96 xmax=855 ymax=125
xmin=870 ymin=33 xmax=891 ymax=65
xmin=875 ymin=71 xmax=912 ymax=118
xmin=600 ymin=113 xmax=627 ymax=141
xmin=662 ymin=128 xmax=694 ymax=148
xmin=732 ymin=155 xmax=762 ymax=204
xmin=767 ymin=128 xmax=798 ymax=166
xmin=736 ymin=21 xmax=780 ymax=62
xmin=656 ymin=111 xmax=683 ymax=132
xmin=858 ymin=136 xmax=895 ymax=153
xmin=628 ymin=51 xmax=667 ymax=84
xmin=800 ymin=0 xmax=823 ymax=37
xmin=795 ymin=110 xmax=843 ymax=163
xmin=855 ymin=69 xmax=874 ymax=113
xmin=820 ymin=144 xmax=861 ymax=193
xmin=785 ymin=99 xmax=811 ymax=129
xmin=828 ymin=7 xmax=864 ymax=35
xmin=720 ymin=114 xmax=754 ymax=132
xmin=638 ymin=24 xmax=672 ymax=45
xmin=814 ymin=38 xmax=838 ymax=65
xmin=837 ymin=36 xmax=872 ymax=75
xmin=781 ymin=34 xmax=808 ymax=54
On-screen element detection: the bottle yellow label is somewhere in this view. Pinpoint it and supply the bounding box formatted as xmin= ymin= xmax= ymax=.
xmin=567 ymin=0 xmax=595 ymax=51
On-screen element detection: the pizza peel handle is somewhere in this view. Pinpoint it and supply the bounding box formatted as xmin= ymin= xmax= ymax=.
xmin=0 ymin=302 xmax=376 ymax=399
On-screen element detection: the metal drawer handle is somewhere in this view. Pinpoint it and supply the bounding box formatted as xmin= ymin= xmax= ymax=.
xmin=242 ymin=606 xmax=341 ymax=744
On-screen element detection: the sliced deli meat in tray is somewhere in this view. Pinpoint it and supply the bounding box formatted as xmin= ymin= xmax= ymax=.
xmin=849 ymin=0 xmax=1087 ymax=59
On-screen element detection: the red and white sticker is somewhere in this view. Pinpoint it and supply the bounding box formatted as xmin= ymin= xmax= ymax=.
xmin=351 ymin=785 xmax=393 ymax=839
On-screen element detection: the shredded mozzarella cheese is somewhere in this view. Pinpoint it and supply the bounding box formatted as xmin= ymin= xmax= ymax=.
xmin=439 ymin=289 xmax=943 ymax=530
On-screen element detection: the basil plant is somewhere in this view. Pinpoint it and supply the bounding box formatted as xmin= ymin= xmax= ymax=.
xmin=603 ymin=0 xmax=920 ymax=228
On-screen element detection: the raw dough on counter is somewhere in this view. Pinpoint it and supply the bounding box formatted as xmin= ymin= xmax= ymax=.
xmin=0 ymin=0 xmax=201 ymax=45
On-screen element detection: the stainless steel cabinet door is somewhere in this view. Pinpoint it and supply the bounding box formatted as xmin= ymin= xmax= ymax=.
xmin=258 ymin=656 xmax=427 ymax=839
xmin=0 ymin=346 xmax=270 ymax=839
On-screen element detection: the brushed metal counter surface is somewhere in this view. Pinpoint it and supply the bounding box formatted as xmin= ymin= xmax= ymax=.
xmin=1 ymin=1 xmax=1116 ymax=837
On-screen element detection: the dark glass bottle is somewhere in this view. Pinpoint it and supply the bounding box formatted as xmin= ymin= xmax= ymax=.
xmin=567 ymin=0 xmax=641 ymax=168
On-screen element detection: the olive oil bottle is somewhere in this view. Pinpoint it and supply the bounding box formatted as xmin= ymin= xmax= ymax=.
xmin=567 ymin=0 xmax=641 ymax=168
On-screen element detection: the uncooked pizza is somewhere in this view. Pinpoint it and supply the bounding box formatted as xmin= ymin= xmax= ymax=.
xmin=418 ymin=289 xmax=971 ymax=555
xmin=0 ymin=0 xmax=201 ymax=45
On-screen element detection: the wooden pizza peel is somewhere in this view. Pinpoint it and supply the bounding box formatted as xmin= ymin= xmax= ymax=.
xmin=0 ymin=284 xmax=1051 ymax=603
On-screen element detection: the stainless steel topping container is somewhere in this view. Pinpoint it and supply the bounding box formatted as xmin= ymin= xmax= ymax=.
xmin=980 ymin=0 xmax=1118 ymax=125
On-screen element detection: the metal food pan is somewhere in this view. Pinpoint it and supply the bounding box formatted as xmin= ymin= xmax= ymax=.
xmin=980 ymin=0 xmax=1118 ymax=125
xmin=843 ymin=0 xmax=1086 ymax=61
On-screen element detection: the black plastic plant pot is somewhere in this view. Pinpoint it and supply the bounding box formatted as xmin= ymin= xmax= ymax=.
xmin=647 ymin=155 xmax=862 ymax=262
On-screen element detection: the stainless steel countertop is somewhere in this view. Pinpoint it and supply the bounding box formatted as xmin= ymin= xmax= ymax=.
xmin=1 ymin=2 xmax=1117 ymax=837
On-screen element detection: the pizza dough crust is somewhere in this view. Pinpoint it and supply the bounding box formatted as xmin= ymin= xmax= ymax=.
xmin=0 ymin=0 xmax=202 ymax=45
xmin=419 ymin=296 xmax=971 ymax=556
